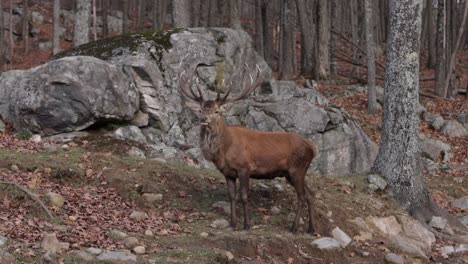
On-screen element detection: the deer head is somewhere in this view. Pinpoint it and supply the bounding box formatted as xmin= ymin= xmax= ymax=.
xmin=178 ymin=63 xmax=264 ymax=128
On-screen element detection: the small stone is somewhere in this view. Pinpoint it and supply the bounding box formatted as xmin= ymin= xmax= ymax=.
xmin=366 ymin=216 xmax=402 ymax=236
xmin=440 ymin=120 xmax=468 ymax=137
xmin=108 ymin=229 xmax=128 ymax=240
xmin=30 ymin=134 xmax=42 ymax=143
xmin=144 ymin=230 xmax=154 ymax=236
xmin=143 ymin=193 xmax=163 ymax=204
xmin=384 ymin=253 xmax=404 ymax=264
xmin=10 ymin=164 xmax=19 ymax=172
xmin=45 ymin=192 xmax=65 ymax=208
xmin=361 ymin=251 xmax=370 ymax=257
xmin=439 ymin=246 xmax=455 ymax=257
xmin=86 ymin=247 xmax=103 ymax=255
xmin=96 ymin=251 xmax=137 ymax=263
xmin=331 ymin=227 xmax=352 ymax=248
xmin=68 ymin=215 xmax=77 ymax=221
xmin=210 ymin=219 xmax=230 ymax=229
xmin=42 ymin=251 xmax=55 ymax=262
xmin=130 ymin=111 xmax=149 ymax=127
xmin=225 ymin=251 xmax=234 ymax=261
xmin=367 ymin=174 xmax=387 ymax=190
xmin=61 ymin=144 xmax=69 ymax=150
xmin=41 ymin=233 xmax=62 ymax=254
xmin=270 ymin=206 xmax=281 ymax=215
xmin=133 ymin=246 xmax=146 ymax=255
xmin=0 ymin=236 xmax=8 ymax=248
xmin=200 ymin=232 xmax=209 ymax=237
xmin=43 ymin=143 xmax=58 ymax=153
xmin=129 ymin=211 xmax=148 ymax=221
xmin=73 ymin=251 xmax=95 ymax=262
xmin=429 ymin=216 xmax=447 ymax=230
xmin=123 ymin=237 xmax=139 ymax=249
xmin=212 ymin=201 xmax=231 ymax=215
xmin=274 ymin=184 xmax=284 ymax=192
xmin=0 ymin=119 xmax=5 ymax=132
xmin=311 ymin=237 xmax=341 ymax=250
xmin=452 ymin=196 xmax=468 ymax=210
xmin=455 ymin=244 xmax=468 ymax=253
xmin=127 ymin=147 xmax=146 ymax=159
xmin=459 ymin=215 xmax=468 ymax=226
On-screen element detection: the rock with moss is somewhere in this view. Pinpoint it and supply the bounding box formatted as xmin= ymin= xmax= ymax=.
xmin=0 ymin=56 xmax=139 ymax=135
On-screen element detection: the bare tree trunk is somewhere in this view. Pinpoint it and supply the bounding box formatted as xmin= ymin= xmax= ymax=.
xmin=262 ymin=1 xmax=275 ymax=69
xmin=295 ymin=0 xmax=316 ymax=78
xmin=92 ymin=0 xmax=97 ymax=40
xmin=53 ymin=0 xmax=61 ymax=55
xmin=317 ymin=0 xmax=330 ymax=79
xmin=278 ymin=0 xmax=296 ymax=79
xmin=74 ymin=0 xmax=91 ymax=46
xmin=365 ymin=0 xmax=380 ymax=114
xmin=330 ymin=0 xmax=337 ymax=79
xmin=443 ymin=0 xmax=468 ymax=98
xmin=122 ymin=0 xmax=129 ymax=33
xmin=373 ymin=0 xmax=433 ymax=222
xmin=228 ymin=0 xmax=242 ymax=29
xmin=426 ymin=0 xmax=436 ymax=68
xmin=137 ymin=0 xmax=144 ymax=31
xmin=22 ymin=0 xmax=29 ymax=54
xmin=434 ymin=0 xmax=445 ymax=96
xmin=350 ymin=0 xmax=360 ymax=78
xmin=102 ymin=0 xmax=109 ymax=36
xmin=172 ymin=0 xmax=191 ymax=27
xmin=192 ymin=0 xmax=200 ymax=27
xmin=254 ymin=0 xmax=264 ymax=56
xmin=0 ymin=0 xmax=4 ymax=68
xmin=9 ymin=0 xmax=13 ymax=65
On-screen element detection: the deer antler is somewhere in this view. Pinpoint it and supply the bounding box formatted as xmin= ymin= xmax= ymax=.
xmin=220 ymin=64 xmax=264 ymax=104
xmin=178 ymin=63 xmax=205 ymax=103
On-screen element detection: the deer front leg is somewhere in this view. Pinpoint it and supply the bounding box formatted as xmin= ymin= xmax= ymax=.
xmin=239 ymin=174 xmax=251 ymax=230
xmin=226 ymin=177 xmax=237 ymax=229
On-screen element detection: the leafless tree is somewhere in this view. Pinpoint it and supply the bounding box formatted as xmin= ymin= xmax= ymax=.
xmin=365 ymin=0 xmax=380 ymax=114
xmin=53 ymin=0 xmax=61 ymax=55
xmin=172 ymin=0 xmax=191 ymax=28
xmin=435 ymin=0 xmax=445 ymax=96
xmin=74 ymin=0 xmax=91 ymax=46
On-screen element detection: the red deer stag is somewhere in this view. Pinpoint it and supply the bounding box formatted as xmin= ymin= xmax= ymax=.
xmin=178 ymin=63 xmax=317 ymax=233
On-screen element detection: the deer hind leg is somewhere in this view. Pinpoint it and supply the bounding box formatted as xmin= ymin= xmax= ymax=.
xmin=287 ymin=169 xmax=307 ymax=233
xmin=304 ymin=184 xmax=315 ymax=234
xmin=238 ymin=172 xmax=251 ymax=230
xmin=225 ymin=177 xmax=237 ymax=229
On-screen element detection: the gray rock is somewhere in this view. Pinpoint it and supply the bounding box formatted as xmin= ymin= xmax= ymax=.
xmin=454 ymin=244 xmax=468 ymax=253
xmin=212 ymin=201 xmax=231 ymax=215
xmin=123 ymin=237 xmax=139 ymax=249
xmin=457 ymin=113 xmax=468 ymax=130
xmin=130 ymin=111 xmax=149 ymax=127
xmin=452 ymin=196 xmax=468 ymax=209
xmin=397 ymin=215 xmax=435 ymax=252
xmin=366 ymin=216 xmax=402 ymax=236
xmin=133 ymin=246 xmax=145 ymax=255
xmin=108 ymin=229 xmax=128 ymax=240
xmin=210 ymin=219 xmax=230 ymax=229
xmin=389 ymin=236 xmax=427 ymax=258
xmin=129 ymin=211 xmax=148 ymax=221
xmin=113 ymin=126 xmax=147 ymax=144
xmin=73 ymin=250 xmax=95 ymax=262
xmin=0 ymin=119 xmax=5 ymax=132
xmin=331 ymin=227 xmax=352 ymax=248
xmin=41 ymin=233 xmax=63 ymax=254
xmin=384 ymin=253 xmax=404 ymax=264
xmin=420 ymin=137 xmax=452 ymax=162
xmin=367 ymin=174 xmax=387 ymax=191
xmin=440 ymin=120 xmax=468 ymax=137
xmin=142 ymin=193 xmax=163 ymax=204
xmin=311 ymin=237 xmax=341 ymax=250
xmin=96 ymin=251 xmax=137 ymax=263
xmin=127 ymin=147 xmax=145 ymax=159
xmin=31 ymin=11 xmax=45 ymax=24
xmin=45 ymin=192 xmax=65 ymax=208
xmin=86 ymin=247 xmax=103 ymax=255
xmin=439 ymin=246 xmax=454 ymax=257
xmin=44 ymin=131 xmax=90 ymax=143
xmin=424 ymin=113 xmax=444 ymax=131
xmin=459 ymin=215 xmax=468 ymax=226
xmin=0 ymin=56 xmax=139 ymax=135
xmin=30 ymin=134 xmax=42 ymax=143
xmin=429 ymin=216 xmax=447 ymax=230
xmin=270 ymin=206 xmax=281 ymax=215
xmin=0 ymin=236 xmax=8 ymax=247
xmin=224 ymin=251 xmax=234 ymax=261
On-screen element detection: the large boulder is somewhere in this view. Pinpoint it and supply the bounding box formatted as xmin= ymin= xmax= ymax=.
xmin=5 ymin=28 xmax=377 ymax=176
xmin=0 ymin=56 xmax=139 ymax=135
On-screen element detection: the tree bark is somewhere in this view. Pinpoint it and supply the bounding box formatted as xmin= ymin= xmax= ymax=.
xmin=317 ymin=0 xmax=330 ymax=79
xmin=74 ymin=0 xmax=91 ymax=47
xmin=278 ymin=0 xmax=296 ymax=80
xmin=365 ymin=0 xmax=380 ymax=114
xmin=350 ymin=0 xmax=360 ymax=78
xmin=228 ymin=0 xmax=242 ymax=29
xmin=434 ymin=0 xmax=445 ymax=96
xmin=8 ymin=0 xmax=13 ymax=65
xmin=426 ymin=0 xmax=436 ymax=68
xmin=373 ymin=0 xmax=433 ymax=220
xmin=262 ymin=1 xmax=275 ymax=70
xmin=330 ymin=0 xmax=337 ymax=79
xmin=102 ymin=0 xmax=109 ymax=36
xmin=254 ymin=0 xmax=264 ymax=56
xmin=22 ymin=0 xmax=29 ymax=54
xmin=137 ymin=0 xmax=144 ymax=31
xmin=443 ymin=0 xmax=468 ymax=98
xmin=53 ymin=0 xmax=61 ymax=55
xmin=172 ymin=0 xmax=191 ymax=28
xmin=122 ymin=0 xmax=129 ymax=33
xmin=92 ymin=0 xmax=97 ymax=40
xmin=295 ymin=0 xmax=316 ymax=78
xmin=191 ymin=0 xmax=201 ymax=27
xmin=0 ymin=0 xmax=4 ymax=67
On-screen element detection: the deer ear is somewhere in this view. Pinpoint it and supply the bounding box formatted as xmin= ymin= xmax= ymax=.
xmin=185 ymin=100 xmax=201 ymax=113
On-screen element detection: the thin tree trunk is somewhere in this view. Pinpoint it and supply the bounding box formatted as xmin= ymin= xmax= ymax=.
xmin=443 ymin=0 xmax=468 ymax=98
xmin=102 ymin=0 xmax=109 ymax=36
xmin=262 ymin=1 xmax=275 ymax=69
xmin=137 ymin=0 xmax=144 ymax=31
xmin=9 ymin=0 xmax=13 ymax=65
xmin=92 ymin=0 xmax=97 ymax=40
xmin=122 ymin=0 xmax=129 ymax=33
xmin=208 ymin=0 xmax=218 ymax=27
xmin=22 ymin=0 xmax=29 ymax=54
xmin=330 ymin=0 xmax=337 ymax=79
xmin=74 ymin=0 xmax=91 ymax=47
xmin=427 ymin=0 xmax=436 ymax=68
xmin=0 ymin=0 xmax=4 ymax=68
xmin=53 ymin=0 xmax=61 ymax=55
xmin=229 ymin=0 xmax=242 ymax=29
xmin=192 ymin=0 xmax=200 ymax=27
xmin=278 ymin=0 xmax=295 ymax=79
xmin=295 ymin=0 xmax=316 ymax=78
xmin=317 ymin=0 xmax=330 ymax=79
xmin=172 ymin=0 xmax=191 ymax=28
xmin=365 ymin=0 xmax=380 ymax=114
xmin=255 ymin=0 xmax=264 ymax=56
xmin=434 ymin=0 xmax=445 ymax=96
xmin=350 ymin=0 xmax=360 ymax=78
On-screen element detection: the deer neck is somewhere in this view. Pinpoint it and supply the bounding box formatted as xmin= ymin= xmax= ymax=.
xmin=200 ymin=118 xmax=229 ymax=164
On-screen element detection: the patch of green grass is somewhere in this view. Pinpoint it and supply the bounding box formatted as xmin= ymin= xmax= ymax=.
xmin=13 ymin=130 xmax=33 ymax=140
